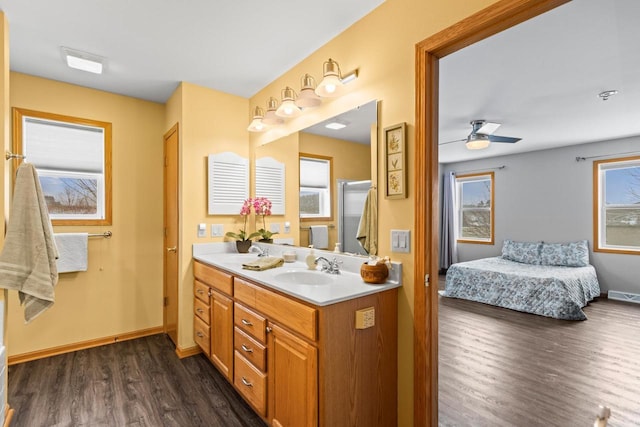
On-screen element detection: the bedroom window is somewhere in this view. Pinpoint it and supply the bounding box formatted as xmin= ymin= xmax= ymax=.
xmin=299 ymin=154 xmax=332 ymax=220
xmin=594 ymin=156 xmax=640 ymax=254
xmin=12 ymin=108 xmax=112 ymax=225
xmin=456 ymin=172 xmax=494 ymax=244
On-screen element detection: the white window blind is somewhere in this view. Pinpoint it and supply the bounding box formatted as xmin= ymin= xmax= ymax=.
xmin=300 ymin=157 xmax=329 ymax=188
xmin=208 ymin=152 xmax=249 ymax=215
xmin=255 ymin=156 xmax=285 ymax=215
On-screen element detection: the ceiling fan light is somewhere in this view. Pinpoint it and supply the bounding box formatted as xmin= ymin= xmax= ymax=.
xmin=466 ymin=134 xmax=491 ymax=150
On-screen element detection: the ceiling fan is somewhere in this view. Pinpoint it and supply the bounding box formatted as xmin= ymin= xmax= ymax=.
xmin=441 ymin=120 xmax=522 ymax=150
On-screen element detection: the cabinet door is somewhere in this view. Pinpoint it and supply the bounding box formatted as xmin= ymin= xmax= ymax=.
xmin=268 ymin=323 xmax=318 ymax=427
xmin=210 ymin=289 xmax=233 ymax=380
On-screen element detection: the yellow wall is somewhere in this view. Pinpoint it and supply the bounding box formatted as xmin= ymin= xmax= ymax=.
xmin=1 ymin=13 xmax=9 ymax=404
xmin=248 ymin=1 xmax=498 ymax=424
xmin=166 ymin=82 xmax=250 ymax=351
xmin=7 ymin=72 xmax=165 ymax=356
xmin=298 ymin=133 xmax=371 ymax=249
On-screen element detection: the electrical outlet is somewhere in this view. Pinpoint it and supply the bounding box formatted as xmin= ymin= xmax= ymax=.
xmin=211 ymin=224 xmax=224 ymax=237
xmin=355 ymin=307 xmax=375 ymax=329
xmin=391 ymin=229 xmax=410 ymax=253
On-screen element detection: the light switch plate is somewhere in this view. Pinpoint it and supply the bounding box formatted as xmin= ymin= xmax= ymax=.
xmin=270 ymin=223 xmax=280 ymax=233
xmin=284 ymin=221 xmax=291 ymax=233
xmin=211 ymin=224 xmax=224 ymax=237
xmin=391 ymin=229 xmax=410 ymax=253
xmin=197 ymin=223 xmax=206 ymax=238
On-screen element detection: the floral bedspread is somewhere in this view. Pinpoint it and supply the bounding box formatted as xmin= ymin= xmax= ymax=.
xmin=444 ymin=257 xmax=601 ymax=320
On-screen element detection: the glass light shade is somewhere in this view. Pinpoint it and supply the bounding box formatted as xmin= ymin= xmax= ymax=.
xmin=465 ymin=134 xmax=491 ymax=150
xmin=247 ymin=106 xmax=267 ymax=132
xmin=276 ymin=87 xmax=302 ymax=118
xmin=295 ymin=74 xmax=322 ymax=108
xmin=262 ymin=97 xmax=284 ymax=125
xmin=315 ymin=59 xmax=344 ymax=98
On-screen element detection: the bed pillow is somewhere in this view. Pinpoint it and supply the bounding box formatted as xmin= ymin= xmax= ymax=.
xmin=540 ymin=240 xmax=589 ymax=267
xmin=501 ymin=240 xmax=542 ymax=264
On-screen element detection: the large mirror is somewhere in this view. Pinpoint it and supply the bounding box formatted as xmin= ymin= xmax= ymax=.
xmin=254 ymin=100 xmax=378 ymax=254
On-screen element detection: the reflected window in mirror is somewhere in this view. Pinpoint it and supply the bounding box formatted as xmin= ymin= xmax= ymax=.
xmin=300 ymin=154 xmax=333 ymax=220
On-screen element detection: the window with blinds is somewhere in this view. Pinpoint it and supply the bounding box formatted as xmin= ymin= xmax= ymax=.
xmin=12 ymin=108 xmax=112 ymax=225
xmin=299 ymin=154 xmax=332 ymax=219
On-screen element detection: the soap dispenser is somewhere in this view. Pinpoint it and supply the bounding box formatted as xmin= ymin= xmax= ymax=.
xmin=306 ymin=245 xmax=316 ymax=270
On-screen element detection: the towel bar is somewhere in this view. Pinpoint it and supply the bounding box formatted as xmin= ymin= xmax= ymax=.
xmin=88 ymin=231 xmax=112 ymax=238
xmin=299 ymin=225 xmax=335 ymax=230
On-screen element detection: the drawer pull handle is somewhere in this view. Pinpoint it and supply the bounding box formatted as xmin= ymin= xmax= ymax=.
xmin=196 ymin=289 xmax=204 ymax=295
xmin=196 ymin=332 xmax=204 ymax=338
xmin=241 ymin=377 xmax=253 ymax=387
xmin=196 ymin=308 xmax=204 ymax=314
xmin=241 ymin=319 xmax=253 ymax=326
xmin=241 ymin=344 xmax=253 ymax=353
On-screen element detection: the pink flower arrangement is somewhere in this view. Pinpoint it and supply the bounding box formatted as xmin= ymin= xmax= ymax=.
xmin=225 ymin=197 xmax=277 ymax=241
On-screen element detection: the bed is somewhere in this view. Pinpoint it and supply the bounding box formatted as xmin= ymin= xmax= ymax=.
xmin=443 ymin=240 xmax=601 ymax=320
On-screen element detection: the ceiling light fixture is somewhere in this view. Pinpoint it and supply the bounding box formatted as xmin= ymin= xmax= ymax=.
xmin=295 ymin=74 xmax=322 ymax=108
xmin=61 ymin=47 xmax=104 ymax=74
xmin=315 ymin=58 xmax=358 ymax=98
xmin=247 ymin=106 xmax=267 ymax=132
xmin=276 ymin=87 xmax=302 ymax=118
xmin=465 ymin=133 xmax=491 ymax=150
xmin=261 ymin=97 xmax=284 ymax=126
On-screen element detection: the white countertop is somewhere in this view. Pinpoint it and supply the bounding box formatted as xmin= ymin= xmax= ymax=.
xmin=193 ymin=243 xmax=402 ymax=307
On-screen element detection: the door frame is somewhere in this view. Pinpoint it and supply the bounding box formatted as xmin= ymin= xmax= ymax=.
xmin=163 ymin=123 xmax=180 ymax=344
xmin=413 ymin=0 xmax=570 ymax=425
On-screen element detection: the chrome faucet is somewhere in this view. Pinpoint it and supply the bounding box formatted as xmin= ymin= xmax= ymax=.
xmin=249 ymin=245 xmax=269 ymax=257
xmin=314 ymin=256 xmax=341 ymax=274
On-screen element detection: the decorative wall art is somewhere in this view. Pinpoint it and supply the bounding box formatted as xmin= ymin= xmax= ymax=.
xmin=384 ymin=122 xmax=407 ymax=199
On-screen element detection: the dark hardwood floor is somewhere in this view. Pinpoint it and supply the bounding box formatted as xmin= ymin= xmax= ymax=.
xmin=439 ymin=295 xmax=640 ymax=427
xmin=8 ymin=334 xmax=267 ymax=427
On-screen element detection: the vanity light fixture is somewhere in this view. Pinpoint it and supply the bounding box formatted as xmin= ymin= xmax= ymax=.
xmin=315 ymin=58 xmax=358 ymax=98
xmin=247 ymin=106 xmax=267 ymax=132
xmin=61 ymin=47 xmax=105 ymax=74
xmin=465 ymin=133 xmax=491 ymax=150
xmin=295 ymin=74 xmax=322 ymax=108
xmin=276 ymin=87 xmax=302 ymax=118
xmin=261 ymin=97 xmax=284 ymax=126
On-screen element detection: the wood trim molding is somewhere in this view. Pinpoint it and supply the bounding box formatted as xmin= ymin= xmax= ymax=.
xmin=3 ymin=404 xmax=14 ymax=427
xmin=175 ymin=345 xmax=202 ymax=359
xmin=8 ymin=326 xmax=164 ymax=366
xmin=413 ymin=1 xmax=570 ymax=425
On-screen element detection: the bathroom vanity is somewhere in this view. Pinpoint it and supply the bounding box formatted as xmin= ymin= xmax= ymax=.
xmin=192 ymin=244 xmax=400 ymax=427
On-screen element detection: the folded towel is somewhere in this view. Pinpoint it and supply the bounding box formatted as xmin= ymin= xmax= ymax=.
xmin=309 ymin=225 xmax=329 ymax=249
xmin=0 ymin=163 xmax=59 ymax=323
xmin=242 ymin=257 xmax=285 ymax=271
xmin=356 ymin=188 xmax=378 ymax=255
xmin=54 ymin=233 xmax=89 ymax=273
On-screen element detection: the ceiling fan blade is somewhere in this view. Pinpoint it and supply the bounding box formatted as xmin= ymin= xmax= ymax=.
xmin=476 ymin=121 xmax=501 ymax=135
xmin=488 ymin=135 xmax=521 ymax=143
xmin=438 ymin=138 xmax=466 ymax=146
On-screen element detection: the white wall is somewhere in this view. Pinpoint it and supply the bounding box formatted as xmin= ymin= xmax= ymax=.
xmin=441 ymin=136 xmax=640 ymax=294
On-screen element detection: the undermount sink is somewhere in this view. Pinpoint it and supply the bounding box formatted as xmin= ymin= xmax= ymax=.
xmin=273 ymin=270 xmax=334 ymax=285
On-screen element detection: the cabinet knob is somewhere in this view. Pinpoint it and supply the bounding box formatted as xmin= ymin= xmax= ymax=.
xmin=196 ymin=308 xmax=204 ymax=314
xmin=241 ymin=377 xmax=253 ymax=387
xmin=196 ymin=332 xmax=204 ymax=338
xmin=196 ymin=289 xmax=204 ymax=295
xmin=241 ymin=344 xmax=254 ymax=353
xmin=266 ymin=326 xmax=273 ymax=334
xmin=241 ymin=319 xmax=253 ymax=326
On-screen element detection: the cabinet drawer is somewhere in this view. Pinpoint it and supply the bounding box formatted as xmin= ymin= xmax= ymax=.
xmin=234 ymin=327 xmax=266 ymax=372
xmin=194 ymin=261 xmax=233 ymax=296
xmin=194 ymin=316 xmax=210 ymax=355
xmin=234 ymin=351 xmax=267 ymax=417
xmin=235 ymin=277 xmax=317 ymax=341
xmin=234 ymin=303 xmax=267 ymax=343
xmin=194 ymin=297 xmax=210 ymax=324
xmin=194 ymin=280 xmax=210 ymax=303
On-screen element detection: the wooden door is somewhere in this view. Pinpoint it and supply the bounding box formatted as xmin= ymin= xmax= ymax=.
xmin=163 ymin=124 xmax=179 ymax=345
xmin=210 ymin=289 xmax=233 ymax=380
xmin=268 ymin=323 xmax=318 ymax=427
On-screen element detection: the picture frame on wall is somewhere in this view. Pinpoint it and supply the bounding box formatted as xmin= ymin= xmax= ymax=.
xmin=384 ymin=122 xmax=407 ymax=199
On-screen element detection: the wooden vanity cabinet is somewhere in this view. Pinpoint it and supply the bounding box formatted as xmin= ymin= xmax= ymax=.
xmin=193 ymin=262 xmax=234 ymax=381
xmin=193 ymin=260 xmax=398 ymax=427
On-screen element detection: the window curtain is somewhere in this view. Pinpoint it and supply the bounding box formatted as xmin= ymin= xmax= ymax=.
xmin=439 ymin=171 xmax=458 ymax=269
